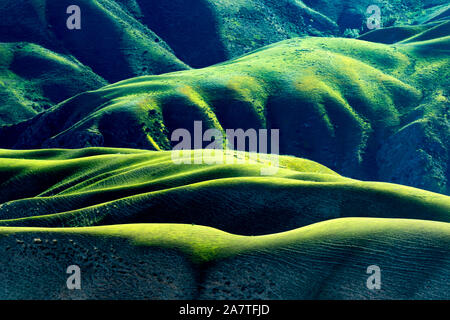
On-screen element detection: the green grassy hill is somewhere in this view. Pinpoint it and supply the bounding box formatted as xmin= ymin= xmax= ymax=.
xmin=0 ymin=1 xmax=449 ymax=300
xmin=359 ymin=18 xmax=450 ymax=44
xmin=0 ymin=0 xmax=189 ymax=83
xmin=2 ymin=32 xmax=448 ymax=193
xmin=0 ymin=148 xmax=448 ymax=234
xmin=0 ymin=0 xmax=447 ymax=127
xmin=0 ymin=148 xmax=449 ymax=299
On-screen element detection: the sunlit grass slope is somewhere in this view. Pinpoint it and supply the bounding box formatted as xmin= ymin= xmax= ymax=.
xmin=0 ymin=1 xmax=448 ymax=301
xmin=0 ymin=218 xmax=448 ymax=299
xmin=0 ymin=148 xmax=449 ymax=236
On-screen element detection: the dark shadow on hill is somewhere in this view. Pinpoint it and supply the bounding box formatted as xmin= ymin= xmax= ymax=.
xmin=45 ymin=0 xmax=187 ymax=82
xmin=135 ymin=0 xmax=227 ymax=68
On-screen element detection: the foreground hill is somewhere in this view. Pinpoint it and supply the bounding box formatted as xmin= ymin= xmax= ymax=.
xmin=0 ymin=148 xmax=449 ymax=234
xmin=2 ymin=31 xmax=448 ymax=193
xmin=0 ymin=148 xmax=449 ymax=299
xmin=0 ymin=219 xmax=449 ymax=299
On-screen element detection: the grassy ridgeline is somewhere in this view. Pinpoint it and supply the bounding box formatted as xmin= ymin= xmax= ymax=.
xmin=0 ymin=148 xmax=449 ymax=235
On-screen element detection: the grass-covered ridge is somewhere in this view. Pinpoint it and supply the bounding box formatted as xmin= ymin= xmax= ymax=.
xmin=0 ymin=0 xmax=189 ymax=82
xmin=0 ymin=148 xmax=449 ymax=235
xmin=0 ymin=0 xmax=448 ymax=124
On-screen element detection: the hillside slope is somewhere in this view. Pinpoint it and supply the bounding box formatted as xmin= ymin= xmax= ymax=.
xmin=0 ymin=0 xmax=449 ymax=301
xmin=2 ymin=33 xmax=448 ymax=193
xmin=0 ymin=219 xmax=449 ymax=299
xmin=0 ymin=0 xmax=189 ymax=83
xmin=0 ymin=148 xmax=448 ymax=299
xmin=0 ymin=148 xmax=449 ymax=234
xmin=0 ymin=0 xmax=448 ymax=126
xmin=0 ymin=42 xmax=107 ymax=126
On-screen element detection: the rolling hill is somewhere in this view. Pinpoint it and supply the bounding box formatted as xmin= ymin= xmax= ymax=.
xmin=0 ymin=0 xmax=448 ymax=127
xmin=0 ymin=42 xmax=107 ymax=126
xmin=1 ymin=30 xmax=448 ymax=193
xmin=0 ymin=148 xmax=449 ymax=232
xmin=0 ymin=0 xmax=449 ymax=300
xmin=0 ymin=148 xmax=449 ymax=299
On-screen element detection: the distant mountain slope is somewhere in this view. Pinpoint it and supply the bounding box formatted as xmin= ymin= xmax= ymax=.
xmin=0 ymin=0 xmax=448 ymax=127
xmin=115 ymin=0 xmax=450 ymax=65
xmin=359 ymin=18 xmax=450 ymax=44
xmin=1 ymin=0 xmax=447 ymax=75
xmin=116 ymin=0 xmax=339 ymax=67
xmin=0 ymin=0 xmax=189 ymax=83
xmin=2 ymin=33 xmax=447 ymax=193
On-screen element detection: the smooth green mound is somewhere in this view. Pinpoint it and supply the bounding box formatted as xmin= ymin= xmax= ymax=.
xmin=359 ymin=19 xmax=450 ymax=45
xmin=0 ymin=148 xmax=449 ymax=236
xmin=358 ymin=21 xmax=445 ymax=44
xmin=0 ymin=218 xmax=449 ymax=299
